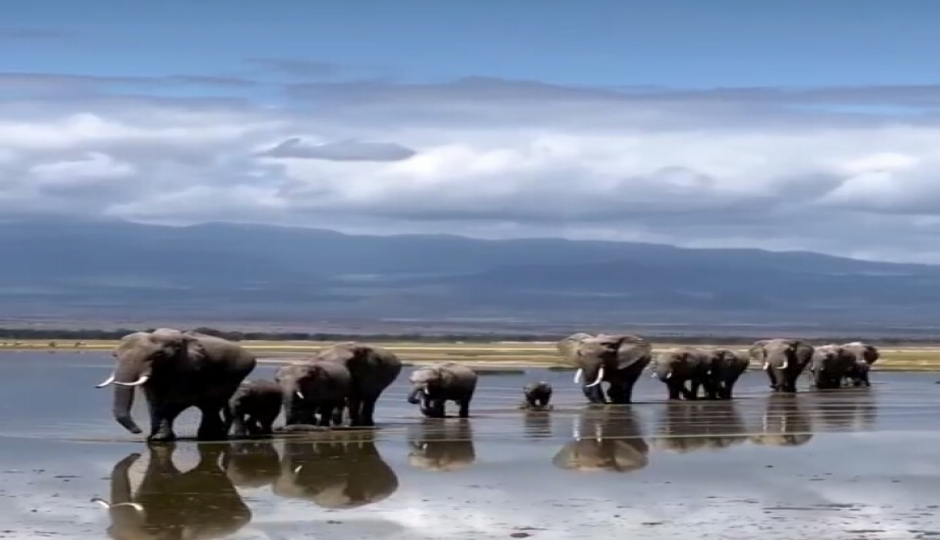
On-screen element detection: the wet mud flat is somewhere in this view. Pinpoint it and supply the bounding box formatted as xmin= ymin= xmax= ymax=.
xmin=3 ymin=353 xmax=940 ymax=539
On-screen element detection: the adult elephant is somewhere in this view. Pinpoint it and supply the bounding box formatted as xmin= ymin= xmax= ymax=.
xmin=749 ymin=338 xmax=814 ymax=393
xmin=95 ymin=328 xmax=257 ymax=441
xmin=551 ymin=406 xmax=648 ymax=473
xmin=707 ymin=348 xmax=749 ymax=399
xmin=316 ymin=342 xmax=403 ymax=427
xmin=808 ymin=344 xmax=855 ymax=389
xmin=407 ymin=418 xmax=477 ymax=472
xmin=275 ymin=360 xmax=352 ymax=427
xmin=841 ymin=341 xmax=880 ymax=387
xmin=273 ymin=433 xmax=399 ymax=509
xmin=557 ymin=332 xmax=653 ymax=404
xmin=92 ymin=443 xmax=251 ymax=539
xmin=649 ymin=347 xmax=712 ymax=400
xmin=407 ymin=363 xmax=478 ymax=418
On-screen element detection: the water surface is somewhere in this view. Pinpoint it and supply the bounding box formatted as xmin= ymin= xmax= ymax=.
xmin=2 ymin=351 xmax=940 ymax=539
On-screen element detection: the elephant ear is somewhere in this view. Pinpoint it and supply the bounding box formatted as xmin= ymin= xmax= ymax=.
xmin=791 ymin=340 xmax=815 ymax=363
xmin=747 ymin=340 xmax=769 ymax=362
xmin=607 ymin=334 xmax=652 ymax=370
xmin=150 ymin=328 xmax=207 ymax=362
xmin=556 ymin=333 xmax=593 ymax=364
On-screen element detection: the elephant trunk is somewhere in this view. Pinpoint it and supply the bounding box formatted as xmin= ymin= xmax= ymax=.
xmin=407 ymin=385 xmax=426 ymax=405
xmin=584 ymin=366 xmax=605 ymax=388
xmin=112 ymin=363 xmax=143 ymax=434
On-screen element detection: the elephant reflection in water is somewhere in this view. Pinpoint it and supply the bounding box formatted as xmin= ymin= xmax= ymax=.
xmin=523 ymin=409 xmax=554 ymax=440
xmin=749 ymin=394 xmax=814 ymax=447
xmin=92 ymin=443 xmax=251 ymax=540
xmin=273 ymin=432 xmax=399 ymax=509
xmin=811 ymin=390 xmax=878 ymax=432
xmin=407 ymin=418 xmax=477 ymax=471
xmin=652 ymin=401 xmax=748 ymax=453
xmin=222 ymin=441 xmax=281 ymax=489
xmin=552 ymin=407 xmax=649 ymax=473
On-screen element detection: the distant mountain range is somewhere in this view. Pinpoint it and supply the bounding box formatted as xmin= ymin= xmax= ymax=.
xmin=3 ymin=218 xmax=940 ymax=337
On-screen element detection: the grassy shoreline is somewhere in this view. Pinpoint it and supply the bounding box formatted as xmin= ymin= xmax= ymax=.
xmin=4 ymin=339 xmax=940 ymax=372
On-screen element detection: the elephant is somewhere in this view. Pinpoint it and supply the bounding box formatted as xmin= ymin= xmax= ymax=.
xmin=808 ymin=344 xmax=856 ymax=390
xmin=840 ymin=341 xmax=880 ymax=387
xmin=316 ymin=342 xmax=403 ymax=427
xmin=221 ymin=440 xmax=281 ymax=489
xmin=749 ymin=338 xmax=814 ymax=393
xmin=272 ymin=433 xmax=399 ymax=509
xmin=95 ymin=328 xmax=257 ymax=442
xmin=275 ymin=360 xmax=352 ymax=427
xmin=224 ymin=379 xmax=282 ymax=437
xmin=748 ymin=394 xmax=813 ymax=447
xmin=812 ymin=389 xmax=878 ymax=431
xmin=649 ymin=347 xmax=713 ymax=400
xmin=706 ymin=348 xmax=749 ymax=399
xmin=520 ymin=380 xmax=553 ymax=410
xmin=407 ymin=362 xmax=478 ymax=418
xmin=92 ymin=443 xmax=252 ymax=540
xmin=652 ymin=401 xmax=748 ymax=453
xmin=407 ymin=418 xmax=476 ymax=472
xmin=557 ymin=332 xmax=653 ymax=404
xmin=551 ymin=406 xmax=649 ymax=473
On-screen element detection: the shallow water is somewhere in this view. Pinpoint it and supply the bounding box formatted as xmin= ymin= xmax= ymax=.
xmin=3 ymin=352 xmax=940 ymax=539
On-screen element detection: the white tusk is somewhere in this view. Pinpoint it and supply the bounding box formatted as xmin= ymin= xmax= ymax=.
xmin=293 ymin=465 xmax=303 ymax=475
xmin=422 ymin=387 xmax=430 ymax=395
xmin=113 ymin=375 xmax=149 ymax=387
xmin=296 ymin=390 xmax=305 ymax=400
xmin=95 ymin=374 xmax=116 ymax=388
xmin=92 ymin=498 xmax=110 ymax=508
xmin=585 ymin=367 xmax=605 ymax=388
xmin=664 ymin=372 xmax=672 ymax=380
xmin=650 ymin=372 xmax=658 ymax=378
xmin=113 ymin=502 xmax=145 ymax=513
xmin=573 ymin=368 xmax=583 ymax=384
xmin=762 ymin=361 xmax=769 ymax=370
xmin=780 ymin=360 xmax=789 ymax=370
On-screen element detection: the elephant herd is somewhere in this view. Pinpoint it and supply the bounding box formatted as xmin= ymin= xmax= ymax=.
xmin=560 ymin=333 xmax=881 ymax=405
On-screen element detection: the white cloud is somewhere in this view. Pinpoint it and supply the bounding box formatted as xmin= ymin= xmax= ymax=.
xmin=6 ymin=77 xmax=940 ymax=260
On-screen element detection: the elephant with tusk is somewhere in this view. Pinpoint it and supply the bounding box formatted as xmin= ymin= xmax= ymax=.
xmin=840 ymin=341 xmax=880 ymax=387
xmin=95 ymin=328 xmax=257 ymax=442
xmin=92 ymin=442 xmax=252 ymax=540
xmin=275 ymin=360 xmax=352 ymax=427
xmin=649 ymin=347 xmax=713 ymax=400
xmin=407 ymin=363 xmax=478 ymax=418
xmin=315 ymin=342 xmax=402 ymax=427
xmin=558 ymin=332 xmax=653 ymax=404
xmin=749 ymin=338 xmax=814 ymax=394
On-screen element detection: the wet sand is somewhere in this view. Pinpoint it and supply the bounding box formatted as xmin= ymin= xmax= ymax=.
xmin=2 ymin=352 xmax=940 ymax=539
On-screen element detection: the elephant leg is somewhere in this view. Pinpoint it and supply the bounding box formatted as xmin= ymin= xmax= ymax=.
xmin=316 ymin=405 xmax=333 ymax=427
xmin=458 ymin=394 xmax=472 ymax=418
xmin=347 ymin=397 xmax=363 ymax=426
xmin=431 ymin=399 xmax=446 ymax=418
xmin=582 ymin=384 xmax=606 ymax=404
xmin=230 ymin=413 xmax=248 ymax=438
xmin=359 ymin=397 xmax=378 ymax=427
xmin=689 ymin=380 xmax=702 ymax=400
xmin=147 ymin=400 xmax=186 ymax=442
xmin=197 ymin=405 xmax=228 ymax=440
xmin=667 ymin=382 xmax=683 ymax=400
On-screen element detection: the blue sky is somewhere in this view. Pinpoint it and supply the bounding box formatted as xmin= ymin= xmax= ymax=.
xmin=5 ymin=0 xmax=940 ymax=87
xmin=5 ymin=1 xmax=940 ymax=262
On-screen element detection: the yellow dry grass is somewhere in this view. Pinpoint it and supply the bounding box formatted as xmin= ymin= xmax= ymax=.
xmin=4 ymin=339 xmax=940 ymax=371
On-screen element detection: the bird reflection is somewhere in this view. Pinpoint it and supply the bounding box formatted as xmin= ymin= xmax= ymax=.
xmin=92 ymin=442 xmax=251 ymax=540
xmin=652 ymin=401 xmax=748 ymax=453
xmin=551 ymin=406 xmax=649 ymax=473
xmin=272 ymin=432 xmax=399 ymax=509
xmin=407 ymin=418 xmax=477 ymax=471
xmin=749 ymin=394 xmax=814 ymax=447
xmin=221 ymin=440 xmax=281 ymax=489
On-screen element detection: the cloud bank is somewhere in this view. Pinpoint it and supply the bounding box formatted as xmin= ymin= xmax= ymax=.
xmin=4 ymin=68 xmax=940 ymax=261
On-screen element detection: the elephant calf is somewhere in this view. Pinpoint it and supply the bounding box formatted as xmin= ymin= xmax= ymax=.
xmin=520 ymin=381 xmax=553 ymax=410
xmin=407 ymin=362 xmax=478 ymax=418
xmin=275 ymin=360 xmax=352 ymax=427
xmin=224 ymin=379 xmax=283 ymax=437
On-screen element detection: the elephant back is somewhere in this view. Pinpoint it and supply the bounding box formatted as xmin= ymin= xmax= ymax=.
xmin=556 ymin=332 xmax=594 ymax=363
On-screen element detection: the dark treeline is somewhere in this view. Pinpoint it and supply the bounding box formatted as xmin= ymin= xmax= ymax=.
xmin=0 ymin=326 xmax=938 ymax=346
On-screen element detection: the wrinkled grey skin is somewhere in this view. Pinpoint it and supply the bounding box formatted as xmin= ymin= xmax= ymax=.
xmin=407 ymin=418 xmax=476 ymax=472
xmin=840 ymin=341 xmax=879 ymax=387
xmin=316 ymin=342 xmax=402 ymax=427
xmin=95 ymin=329 xmax=257 ymax=442
xmin=520 ymin=381 xmax=553 ymax=410
xmin=649 ymin=347 xmax=712 ymax=400
xmin=92 ymin=443 xmax=251 ymax=540
xmin=275 ymin=360 xmax=352 ymax=427
xmin=224 ymin=379 xmax=282 ymax=437
xmin=222 ymin=440 xmax=282 ymax=489
xmin=552 ymin=407 xmax=649 ymax=473
xmin=407 ymin=362 xmax=478 ymax=418
xmin=273 ymin=435 xmax=398 ymax=509
xmin=706 ymin=348 xmax=749 ymax=399
xmin=557 ymin=332 xmax=652 ymax=404
xmin=749 ymin=393 xmax=813 ymax=447
xmin=808 ymin=344 xmax=855 ymax=390
xmin=749 ymin=338 xmax=814 ymax=393
xmin=652 ymin=401 xmax=748 ymax=453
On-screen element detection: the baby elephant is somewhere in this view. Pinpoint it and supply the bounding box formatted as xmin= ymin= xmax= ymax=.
xmin=521 ymin=381 xmax=553 ymax=410
xmin=224 ymin=379 xmax=283 ymax=437
xmin=407 ymin=362 xmax=478 ymax=418
xmin=275 ymin=360 xmax=352 ymax=427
